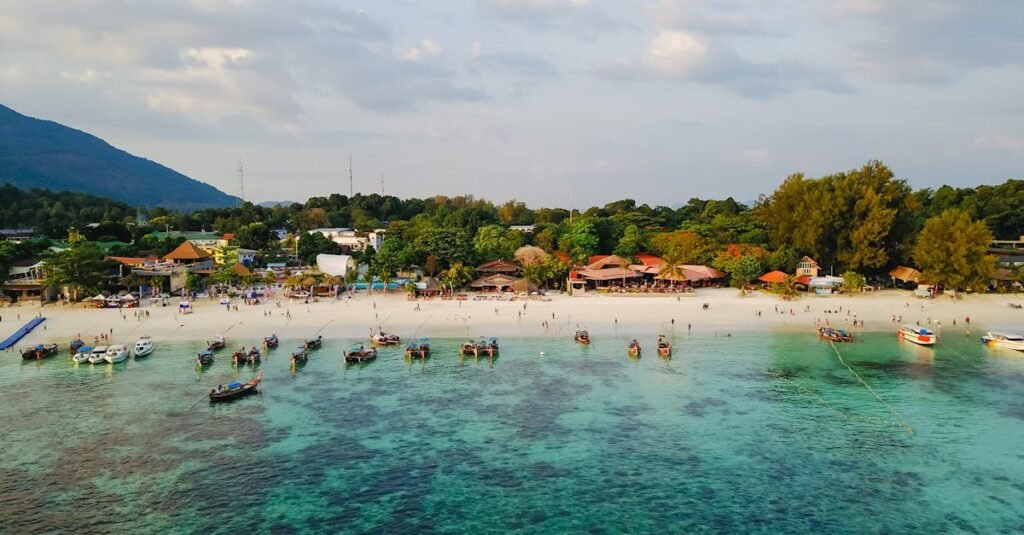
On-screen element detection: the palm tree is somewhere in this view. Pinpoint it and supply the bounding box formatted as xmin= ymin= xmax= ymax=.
xmin=657 ymin=249 xmax=687 ymax=288
xmin=362 ymin=270 xmax=375 ymax=295
xmin=441 ymin=262 xmax=475 ymax=295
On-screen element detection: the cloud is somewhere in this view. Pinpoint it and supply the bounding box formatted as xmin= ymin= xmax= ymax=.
xmin=402 ymin=39 xmax=444 ymax=62
xmin=478 ymin=0 xmax=622 ymax=34
xmin=735 ymin=147 xmax=772 ymax=167
xmin=0 ymin=0 xmax=486 ymax=130
xmin=597 ymin=29 xmax=851 ymax=98
xmin=833 ymin=0 xmax=1024 ymax=84
xmin=469 ymin=50 xmax=558 ymax=79
xmin=974 ymin=134 xmax=1024 ymax=153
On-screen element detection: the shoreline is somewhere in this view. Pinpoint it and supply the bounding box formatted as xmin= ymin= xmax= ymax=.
xmin=2 ymin=289 xmax=1021 ymax=349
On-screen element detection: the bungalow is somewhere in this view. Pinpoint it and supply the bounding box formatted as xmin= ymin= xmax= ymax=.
xmin=796 ymin=256 xmax=820 ymax=278
xmin=470 ymin=273 xmax=536 ymax=293
xmin=0 ymin=228 xmax=38 ymax=242
xmin=569 ymin=255 xmax=641 ymax=294
xmin=476 ymin=259 xmax=519 ymax=275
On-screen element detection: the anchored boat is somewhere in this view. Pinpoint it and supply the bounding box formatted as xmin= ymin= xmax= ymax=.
xmin=21 ymin=343 xmax=58 ymax=360
xmin=133 ymin=336 xmax=155 ymax=357
xmin=105 ymin=344 xmax=130 ymax=364
xmin=981 ymin=332 xmax=1024 ymax=352
xmin=209 ymin=371 xmax=264 ymax=403
xmin=898 ymin=325 xmax=936 ymax=346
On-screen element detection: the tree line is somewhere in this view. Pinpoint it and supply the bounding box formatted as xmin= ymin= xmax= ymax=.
xmin=2 ymin=160 xmax=1020 ymax=293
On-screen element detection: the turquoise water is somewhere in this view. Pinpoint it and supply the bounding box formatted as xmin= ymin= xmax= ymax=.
xmin=2 ymin=332 xmax=1024 ymax=533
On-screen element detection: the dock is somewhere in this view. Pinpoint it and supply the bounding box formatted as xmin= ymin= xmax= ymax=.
xmin=0 ymin=317 xmax=47 ymax=350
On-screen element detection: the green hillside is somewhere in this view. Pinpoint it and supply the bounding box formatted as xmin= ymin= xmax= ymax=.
xmin=0 ymin=104 xmax=238 ymax=210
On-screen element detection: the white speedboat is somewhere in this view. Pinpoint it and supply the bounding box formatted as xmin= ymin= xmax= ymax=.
xmin=133 ymin=336 xmax=155 ymax=357
xmin=72 ymin=346 xmax=94 ymax=364
xmin=899 ymin=325 xmax=936 ymax=346
xmin=981 ymin=332 xmax=1024 ymax=352
xmin=105 ymin=344 xmax=130 ymax=363
xmin=88 ymin=346 xmax=109 ymax=364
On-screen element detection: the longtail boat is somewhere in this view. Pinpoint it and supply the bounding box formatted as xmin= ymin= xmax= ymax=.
xmin=345 ymin=346 xmax=377 ymax=363
xmin=209 ymin=371 xmax=264 ymax=403
xmin=657 ymin=336 xmax=671 ymax=357
xmin=628 ymin=339 xmax=641 ymax=357
xmin=575 ymin=330 xmax=590 ymax=345
xmin=405 ymin=338 xmax=431 ymax=358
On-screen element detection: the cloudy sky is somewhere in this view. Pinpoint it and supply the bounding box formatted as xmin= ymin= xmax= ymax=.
xmin=1 ymin=0 xmax=1022 ymax=207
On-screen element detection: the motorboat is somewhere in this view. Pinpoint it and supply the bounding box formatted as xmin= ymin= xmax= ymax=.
xmin=196 ymin=351 xmax=214 ymax=367
xmin=133 ymin=336 xmax=155 ymax=357
xmin=371 ymin=331 xmax=401 ymax=346
xmin=88 ymin=346 xmax=109 ymax=364
xmin=898 ymin=325 xmax=936 ymax=346
xmin=209 ymin=372 xmax=263 ymax=403
xmin=72 ymin=346 xmax=94 ymax=364
xmin=818 ymin=327 xmax=853 ymax=343
xmin=208 ymin=335 xmax=226 ymax=351
xmin=21 ymin=343 xmax=59 ymax=360
xmin=981 ymin=332 xmax=1024 ymax=352
xmin=69 ymin=339 xmax=85 ymax=354
xmin=105 ymin=344 xmax=130 ymax=363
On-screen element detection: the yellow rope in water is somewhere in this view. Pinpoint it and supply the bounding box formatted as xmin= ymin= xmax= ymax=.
xmin=828 ymin=340 xmax=915 ymax=434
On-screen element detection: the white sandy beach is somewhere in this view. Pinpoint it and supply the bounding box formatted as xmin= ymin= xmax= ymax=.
xmin=3 ymin=289 xmax=1022 ymax=351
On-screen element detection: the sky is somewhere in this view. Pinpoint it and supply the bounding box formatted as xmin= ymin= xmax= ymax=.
xmin=1 ymin=0 xmax=1022 ymax=208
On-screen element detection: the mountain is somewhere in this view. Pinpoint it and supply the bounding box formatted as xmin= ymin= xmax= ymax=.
xmin=0 ymin=104 xmax=239 ymax=210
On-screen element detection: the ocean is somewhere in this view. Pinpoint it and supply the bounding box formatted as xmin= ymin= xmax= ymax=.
xmin=2 ymin=331 xmax=1023 ymax=533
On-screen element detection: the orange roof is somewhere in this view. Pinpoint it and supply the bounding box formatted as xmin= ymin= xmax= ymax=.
xmin=758 ymin=270 xmax=788 ymax=284
xmin=587 ymin=254 xmax=609 ymax=265
xmin=795 ymin=275 xmax=812 ymax=286
xmin=163 ymin=241 xmax=211 ymax=261
xmin=231 ymin=263 xmax=252 ymax=277
xmin=635 ymin=253 xmax=663 ymax=266
xmin=222 ymin=233 xmax=235 ymax=241
xmin=106 ymin=256 xmax=148 ymax=267
xmin=476 ymin=259 xmax=519 ymax=273
xmin=551 ymin=251 xmax=570 ymax=264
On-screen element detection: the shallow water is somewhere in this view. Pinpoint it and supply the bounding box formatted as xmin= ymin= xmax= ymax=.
xmin=2 ymin=331 xmax=1023 ymax=533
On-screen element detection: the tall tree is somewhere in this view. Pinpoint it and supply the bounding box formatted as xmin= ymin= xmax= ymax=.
xmin=473 ymin=224 xmax=524 ymax=261
xmin=913 ymin=209 xmax=994 ymax=291
xmin=558 ymin=219 xmax=600 ymax=265
xmin=613 ymin=224 xmax=645 ymax=259
xmin=43 ymin=241 xmax=111 ymax=300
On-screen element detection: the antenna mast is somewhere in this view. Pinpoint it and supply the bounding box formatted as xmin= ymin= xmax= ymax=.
xmin=237 ymin=159 xmax=245 ymax=206
xmin=381 ymin=174 xmax=385 ymax=196
xmin=348 ymin=155 xmax=353 ymax=198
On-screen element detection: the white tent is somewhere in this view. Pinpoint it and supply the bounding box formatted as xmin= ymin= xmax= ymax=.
xmin=316 ymin=254 xmax=355 ymax=277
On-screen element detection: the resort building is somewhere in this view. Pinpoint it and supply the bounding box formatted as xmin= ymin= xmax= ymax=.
xmin=308 ymin=228 xmax=385 ymax=252
xmin=0 ymin=228 xmax=38 ymax=242
xmin=509 ymin=225 xmax=535 ymax=233
xmin=569 ymin=255 xmax=641 ymax=294
xmin=796 ymin=256 xmax=820 ymax=278
xmin=470 ymin=273 xmax=536 ymax=293
xmin=316 ymin=254 xmax=356 ymax=278
xmin=1 ymin=259 xmax=53 ymax=303
xmin=150 ymin=231 xmax=227 ymax=249
xmin=476 ymin=259 xmax=520 ymax=276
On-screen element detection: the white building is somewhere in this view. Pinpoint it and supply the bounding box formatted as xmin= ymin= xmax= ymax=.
xmin=316 ymin=254 xmax=356 ymax=277
xmin=509 ymin=225 xmax=535 ymax=233
xmin=308 ymin=228 xmax=385 ymax=252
